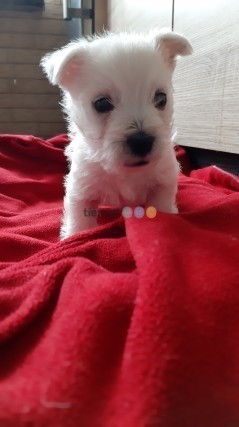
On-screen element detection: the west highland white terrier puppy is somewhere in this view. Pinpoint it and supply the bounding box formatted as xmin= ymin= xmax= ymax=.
xmin=41 ymin=30 xmax=192 ymax=239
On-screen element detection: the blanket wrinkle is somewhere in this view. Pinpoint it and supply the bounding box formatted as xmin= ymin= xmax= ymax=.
xmin=0 ymin=135 xmax=239 ymax=427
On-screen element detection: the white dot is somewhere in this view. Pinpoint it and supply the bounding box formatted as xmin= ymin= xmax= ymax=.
xmin=122 ymin=206 xmax=133 ymax=219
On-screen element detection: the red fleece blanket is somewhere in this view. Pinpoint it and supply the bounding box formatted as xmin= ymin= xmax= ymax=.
xmin=0 ymin=134 xmax=239 ymax=427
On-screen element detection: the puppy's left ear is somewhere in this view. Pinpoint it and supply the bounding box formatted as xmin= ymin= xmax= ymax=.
xmin=154 ymin=30 xmax=193 ymax=69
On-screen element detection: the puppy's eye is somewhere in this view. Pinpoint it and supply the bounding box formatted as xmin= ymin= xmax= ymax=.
xmin=93 ymin=97 xmax=114 ymax=114
xmin=154 ymin=91 xmax=167 ymax=110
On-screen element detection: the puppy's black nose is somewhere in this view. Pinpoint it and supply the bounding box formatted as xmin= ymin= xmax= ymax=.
xmin=125 ymin=132 xmax=154 ymax=157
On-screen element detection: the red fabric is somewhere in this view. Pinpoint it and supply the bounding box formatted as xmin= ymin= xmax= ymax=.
xmin=0 ymin=134 xmax=239 ymax=427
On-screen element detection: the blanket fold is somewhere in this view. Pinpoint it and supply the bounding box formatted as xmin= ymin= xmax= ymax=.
xmin=0 ymin=135 xmax=239 ymax=427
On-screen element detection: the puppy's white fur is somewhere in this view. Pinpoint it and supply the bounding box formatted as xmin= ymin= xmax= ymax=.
xmin=41 ymin=30 xmax=192 ymax=239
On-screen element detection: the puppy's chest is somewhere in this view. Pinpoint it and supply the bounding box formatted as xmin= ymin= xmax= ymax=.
xmin=119 ymin=181 xmax=147 ymax=205
xmin=100 ymin=173 xmax=151 ymax=207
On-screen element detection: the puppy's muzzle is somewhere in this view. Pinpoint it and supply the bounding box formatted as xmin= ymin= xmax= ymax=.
xmin=125 ymin=132 xmax=154 ymax=157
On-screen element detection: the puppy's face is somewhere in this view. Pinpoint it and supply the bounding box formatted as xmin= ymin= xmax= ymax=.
xmin=41 ymin=31 xmax=192 ymax=172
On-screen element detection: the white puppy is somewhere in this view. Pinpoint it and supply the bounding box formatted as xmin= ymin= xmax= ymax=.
xmin=41 ymin=30 xmax=192 ymax=239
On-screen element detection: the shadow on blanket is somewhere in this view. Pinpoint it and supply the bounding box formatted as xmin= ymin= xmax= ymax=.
xmin=0 ymin=134 xmax=239 ymax=427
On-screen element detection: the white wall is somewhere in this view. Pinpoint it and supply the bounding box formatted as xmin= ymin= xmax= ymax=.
xmin=108 ymin=0 xmax=239 ymax=154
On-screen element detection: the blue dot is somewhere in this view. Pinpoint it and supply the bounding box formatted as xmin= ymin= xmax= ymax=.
xmin=134 ymin=206 xmax=145 ymax=218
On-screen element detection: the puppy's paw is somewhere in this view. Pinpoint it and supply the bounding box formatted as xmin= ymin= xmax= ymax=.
xmin=59 ymin=216 xmax=98 ymax=240
xmin=171 ymin=205 xmax=178 ymax=214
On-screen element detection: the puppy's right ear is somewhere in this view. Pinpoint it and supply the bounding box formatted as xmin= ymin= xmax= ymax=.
xmin=40 ymin=41 xmax=87 ymax=91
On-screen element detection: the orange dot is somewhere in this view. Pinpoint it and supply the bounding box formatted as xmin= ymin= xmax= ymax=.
xmin=146 ymin=206 xmax=157 ymax=219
